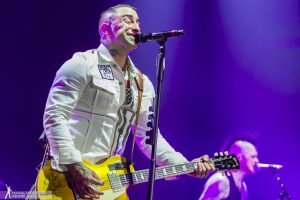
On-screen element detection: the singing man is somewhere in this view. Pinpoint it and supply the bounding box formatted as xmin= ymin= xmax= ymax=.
xmin=43 ymin=4 xmax=215 ymax=199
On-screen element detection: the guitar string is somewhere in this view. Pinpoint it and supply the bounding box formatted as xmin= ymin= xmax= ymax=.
xmin=98 ymin=165 xmax=195 ymax=189
xmin=99 ymin=163 xmax=198 ymax=189
xmin=40 ymin=157 xmax=236 ymax=192
xmin=111 ymin=158 xmax=228 ymax=186
xmin=100 ymin=164 xmax=230 ymax=190
xmin=95 ymin=157 xmax=236 ymax=189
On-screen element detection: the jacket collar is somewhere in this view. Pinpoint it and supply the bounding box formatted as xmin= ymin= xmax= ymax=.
xmin=97 ymin=44 xmax=138 ymax=79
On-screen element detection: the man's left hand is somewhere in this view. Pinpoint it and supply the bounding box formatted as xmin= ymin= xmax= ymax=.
xmin=189 ymin=155 xmax=215 ymax=178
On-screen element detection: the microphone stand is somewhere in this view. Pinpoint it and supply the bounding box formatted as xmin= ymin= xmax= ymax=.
xmin=272 ymin=170 xmax=292 ymax=200
xmin=146 ymin=39 xmax=167 ymax=200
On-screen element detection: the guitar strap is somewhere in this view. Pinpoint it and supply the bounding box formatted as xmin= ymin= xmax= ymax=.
xmin=131 ymin=68 xmax=144 ymax=163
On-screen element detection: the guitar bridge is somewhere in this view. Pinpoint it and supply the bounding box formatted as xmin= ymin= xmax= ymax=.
xmin=108 ymin=172 xmax=123 ymax=192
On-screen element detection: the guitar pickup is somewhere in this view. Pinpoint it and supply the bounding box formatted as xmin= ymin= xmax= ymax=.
xmin=108 ymin=161 xmax=130 ymax=171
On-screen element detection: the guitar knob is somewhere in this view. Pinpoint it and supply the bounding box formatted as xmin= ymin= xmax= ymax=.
xmin=214 ymin=152 xmax=218 ymax=157
xmin=219 ymin=152 xmax=224 ymax=156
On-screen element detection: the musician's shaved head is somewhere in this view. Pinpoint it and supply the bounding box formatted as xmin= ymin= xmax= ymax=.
xmin=99 ymin=4 xmax=137 ymax=36
xmin=230 ymin=140 xmax=259 ymax=174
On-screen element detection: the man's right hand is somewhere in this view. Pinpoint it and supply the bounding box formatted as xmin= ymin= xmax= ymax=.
xmin=65 ymin=162 xmax=104 ymax=199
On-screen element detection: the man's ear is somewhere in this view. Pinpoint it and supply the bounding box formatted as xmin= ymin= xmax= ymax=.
xmin=237 ymin=153 xmax=243 ymax=161
xmin=99 ymin=22 xmax=111 ymax=37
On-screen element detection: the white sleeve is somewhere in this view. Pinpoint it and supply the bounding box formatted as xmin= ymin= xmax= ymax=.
xmin=43 ymin=53 xmax=88 ymax=165
xmin=134 ymin=75 xmax=188 ymax=166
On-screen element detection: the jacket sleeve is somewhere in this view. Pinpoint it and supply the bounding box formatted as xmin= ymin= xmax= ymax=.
xmin=134 ymin=75 xmax=188 ymax=166
xmin=43 ymin=53 xmax=88 ymax=165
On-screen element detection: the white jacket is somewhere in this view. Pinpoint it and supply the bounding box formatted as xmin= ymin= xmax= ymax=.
xmin=44 ymin=44 xmax=187 ymax=170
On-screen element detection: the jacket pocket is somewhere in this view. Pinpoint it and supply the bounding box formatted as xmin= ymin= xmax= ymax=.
xmin=90 ymin=76 xmax=119 ymax=114
xmin=91 ymin=76 xmax=116 ymax=95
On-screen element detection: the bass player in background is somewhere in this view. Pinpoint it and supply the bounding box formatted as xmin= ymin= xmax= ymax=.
xmin=199 ymin=136 xmax=259 ymax=200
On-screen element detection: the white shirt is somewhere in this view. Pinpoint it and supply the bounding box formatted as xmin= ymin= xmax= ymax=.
xmin=44 ymin=44 xmax=187 ymax=170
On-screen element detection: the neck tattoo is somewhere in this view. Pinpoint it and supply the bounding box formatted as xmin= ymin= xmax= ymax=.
xmin=109 ymin=49 xmax=120 ymax=58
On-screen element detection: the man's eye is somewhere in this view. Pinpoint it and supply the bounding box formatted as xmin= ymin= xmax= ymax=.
xmin=122 ymin=18 xmax=131 ymax=24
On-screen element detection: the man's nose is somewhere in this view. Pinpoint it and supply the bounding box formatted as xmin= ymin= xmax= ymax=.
xmin=131 ymin=23 xmax=140 ymax=33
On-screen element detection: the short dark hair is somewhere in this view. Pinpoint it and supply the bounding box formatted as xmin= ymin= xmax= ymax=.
xmin=107 ymin=4 xmax=137 ymax=11
xmin=99 ymin=4 xmax=137 ymax=27
xmin=221 ymin=129 xmax=259 ymax=152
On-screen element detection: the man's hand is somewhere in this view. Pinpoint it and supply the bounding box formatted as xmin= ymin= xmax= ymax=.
xmin=189 ymin=155 xmax=215 ymax=178
xmin=65 ymin=162 xmax=104 ymax=199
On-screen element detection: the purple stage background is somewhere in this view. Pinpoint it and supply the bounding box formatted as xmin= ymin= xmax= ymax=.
xmin=1 ymin=0 xmax=299 ymax=199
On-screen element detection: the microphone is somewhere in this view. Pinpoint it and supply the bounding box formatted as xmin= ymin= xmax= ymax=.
xmin=257 ymin=163 xmax=283 ymax=170
xmin=135 ymin=30 xmax=184 ymax=44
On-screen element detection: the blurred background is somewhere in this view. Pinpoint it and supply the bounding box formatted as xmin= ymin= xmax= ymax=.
xmin=1 ymin=0 xmax=299 ymax=199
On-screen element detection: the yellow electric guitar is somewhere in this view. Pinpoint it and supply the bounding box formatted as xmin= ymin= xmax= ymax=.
xmin=36 ymin=152 xmax=239 ymax=200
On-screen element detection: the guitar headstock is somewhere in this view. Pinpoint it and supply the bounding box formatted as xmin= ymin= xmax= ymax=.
xmin=213 ymin=151 xmax=240 ymax=171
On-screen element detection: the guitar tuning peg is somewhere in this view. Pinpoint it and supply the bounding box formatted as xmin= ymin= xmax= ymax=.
xmin=146 ymin=130 xmax=152 ymax=137
xmin=148 ymin=106 xmax=153 ymax=112
xmin=148 ymin=114 xmax=154 ymax=120
xmin=224 ymin=151 xmax=229 ymax=156
xmin=219 ymin=152 xmax=224 ymax=156
xmin=226 ymin=171 xmax=231 ymax=176
xmin=147 ymin=121 xmax=153 ymax=128
xmin=145 ymin=138 xmax=151 ymax=145
xmin=214 ymin=152 xmax=218 ymax=157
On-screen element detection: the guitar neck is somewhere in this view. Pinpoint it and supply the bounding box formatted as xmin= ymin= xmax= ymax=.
xmin=120 ymin=161 xmax=199 ymax=186
xmin=115 ymin=155 xmax=239 ymax=187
